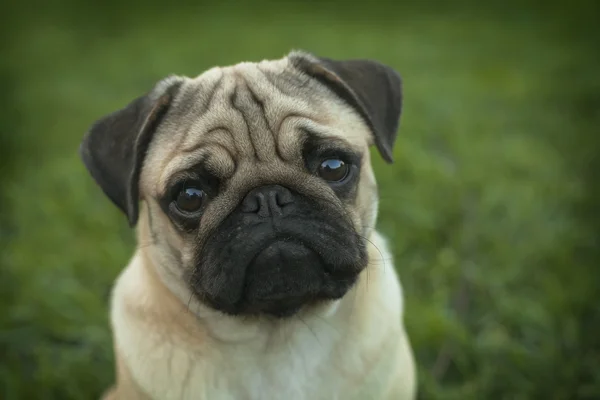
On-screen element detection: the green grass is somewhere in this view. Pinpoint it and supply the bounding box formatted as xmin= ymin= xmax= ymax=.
xmin=2 ymin=2 xmax=599 ymax=399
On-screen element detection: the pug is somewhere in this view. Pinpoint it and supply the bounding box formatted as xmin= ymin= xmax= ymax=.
xmin=79 ymin=50 xmax=416 ymax=400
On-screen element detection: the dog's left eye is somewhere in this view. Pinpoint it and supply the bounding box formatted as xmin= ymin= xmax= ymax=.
xmin=175 ymin=186 xmax=205 ymax=213
xmin=318 ymin=159 xmax=349 ymax=182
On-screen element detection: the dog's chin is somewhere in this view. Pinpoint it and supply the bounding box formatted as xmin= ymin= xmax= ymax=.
xmin=240 ymin=240 xmax=327 ymax=318
xmin=198 ymin=240 xmax=361 ymax=319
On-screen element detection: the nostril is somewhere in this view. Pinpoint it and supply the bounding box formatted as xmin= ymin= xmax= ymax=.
xmin=242 ymin=194 xmax=260 ymax=213
xmin=267 ymin=191 xmax=283 ymax=216
xmin=255 ymin=193 xmax=270 ymax=218
xmin=275 ymin=188 xmax=294 ymax=207
xmin=242 ymin=185 xmax=295 ymax=216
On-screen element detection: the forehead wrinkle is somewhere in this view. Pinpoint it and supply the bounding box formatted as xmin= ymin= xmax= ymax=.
xmin=153 ymin=122 xmax=204 ymax=194
xmin=180 ymin=127 xmax=233 ymax=154
xmin=256 ymin=66 xmax=288 ymax=97
xmin=225 ymin=70 xmax=276 ymax=161
xmin=316 ymin=124 xmax=364 ymax=151
xmin=252 ymin=68 xmax=305 ymax=163
xmin=276 ymin=115 xmax=341 ymax=163
xmin=202 ymin=142 xmax=236 ymax=177
xmin=157 ymin=143 xmax=235 ymax=191
xmin=177 ymin=72 xmax=256 ymax=164
xmin=245 ymin=69 xmax=328 ymax=126
xmin=257 ymin=60 xmax=313 ymax=97
xmin=220 ymin=75 xmax=256 ymax=159
xmin=202 ymin=128 xmax=239 ymax=159
xmin=162 ymin=70 xmax=224 ymax=156
xmin=171 ymin=69 xmax=223 ymax=119
xmin=178 ymin=72 xmax=228 ymax=150
xmin=150 ymin=71 xmax=225 ymax=192
xmin=229 ymin=86 xmax=257 ymax=160
xmin=158 ymin=147 xmax=204 ymax=191
xmin=241 ymin=65 xmax=322 ymax=163
xmin=243 ymin=67 xmax=284 ymax=161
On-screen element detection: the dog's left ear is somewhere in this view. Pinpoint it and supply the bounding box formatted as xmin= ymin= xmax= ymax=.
xmin=289 ymin=51 xmax=403 ymax=163
xmin=79 ymin=76 xmax=184 ymax=227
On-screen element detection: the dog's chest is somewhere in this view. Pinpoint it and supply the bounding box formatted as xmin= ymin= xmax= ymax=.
xmin=117 ymin=317 xmax=363 ymax=400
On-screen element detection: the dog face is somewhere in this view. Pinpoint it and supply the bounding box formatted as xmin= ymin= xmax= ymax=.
xmin=80 ymin=51 xmax=402 ymax=318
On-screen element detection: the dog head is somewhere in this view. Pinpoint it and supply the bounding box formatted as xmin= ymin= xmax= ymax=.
xmin=80 ymin=51 xmax=402 ymax=318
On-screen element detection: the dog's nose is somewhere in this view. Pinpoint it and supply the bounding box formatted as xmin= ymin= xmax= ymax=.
xmin=242 ymin=185 xmax=294 ymax=217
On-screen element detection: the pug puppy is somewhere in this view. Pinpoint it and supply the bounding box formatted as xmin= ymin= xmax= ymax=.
xmin=79 ymin=50 xmax=416 ymax=400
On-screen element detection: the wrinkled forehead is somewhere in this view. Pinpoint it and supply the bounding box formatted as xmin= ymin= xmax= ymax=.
xmin=140 ymin=57 xmax=370 ymax=195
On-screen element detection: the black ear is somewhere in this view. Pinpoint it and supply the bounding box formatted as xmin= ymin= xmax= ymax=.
xmin=289 ymin=51 xmax=403 ymax=163
xmin=79 ymin=77 xmax=183 ymax=227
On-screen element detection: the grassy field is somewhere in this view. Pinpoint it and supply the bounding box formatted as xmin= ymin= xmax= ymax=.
xmin=1 ymin=1 xmax=599 ymax=399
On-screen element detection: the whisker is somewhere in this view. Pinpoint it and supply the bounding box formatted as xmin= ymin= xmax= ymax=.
xmin=310 ymin=311 xmax=342 ymax=338
xmin=186 ymin=292 xmax=195 ymax=315
xmin=357 ymin=234 xmax=388 ymax=273
xmin=297 ymin=315 xmax=321 ymax=346
xmin=136 ymin=241 xmax=157 ymax=250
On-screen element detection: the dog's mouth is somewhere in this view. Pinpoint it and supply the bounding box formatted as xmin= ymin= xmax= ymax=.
xmin=195 ymin=237 xmax=362 ymax=319
xmin=238 ymin=240 xmax=325 ymax=317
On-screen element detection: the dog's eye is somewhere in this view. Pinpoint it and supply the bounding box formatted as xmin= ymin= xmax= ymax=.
xmin=318 ymin=159 xmax=349 ymax=182
xmin=175 ymin=186 xmax=205 ymax=213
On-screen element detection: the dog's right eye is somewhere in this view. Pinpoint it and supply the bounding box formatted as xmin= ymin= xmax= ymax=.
xmin=175 ymin=186 xmax=206 ymax=213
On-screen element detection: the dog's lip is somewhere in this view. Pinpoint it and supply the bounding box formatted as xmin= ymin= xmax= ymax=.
xmin=261 ymin=302 xmax=307 ymax=319
xmin=247 ymin=236 xmax=319 ymax=264
xmin=245 ymin=237 xmax=360 ymax=285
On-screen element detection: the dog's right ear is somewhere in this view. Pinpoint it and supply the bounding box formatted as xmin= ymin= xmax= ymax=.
xmin=79 ymin=76 xmax=184 ymax=227
xmin=288 ymin=51 xmax=402 ymax=164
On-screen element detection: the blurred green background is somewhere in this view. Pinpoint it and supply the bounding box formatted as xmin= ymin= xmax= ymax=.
xmin=1 ymin=1 xmax=599 ymax=399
